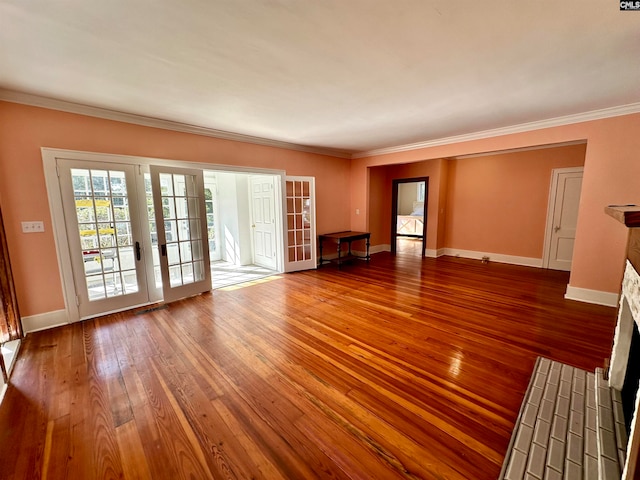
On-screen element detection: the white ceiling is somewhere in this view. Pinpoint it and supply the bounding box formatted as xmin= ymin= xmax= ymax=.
xmin=1 ymin=1 xmax=639 ymax=156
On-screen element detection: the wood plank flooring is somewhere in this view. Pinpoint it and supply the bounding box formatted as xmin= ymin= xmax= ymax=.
xmin=0 ymin=254 xmax=617 ymax=479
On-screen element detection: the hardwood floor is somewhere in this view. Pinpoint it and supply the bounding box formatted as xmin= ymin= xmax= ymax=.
xmin=0 ymin=254 xmax=617 ymax=479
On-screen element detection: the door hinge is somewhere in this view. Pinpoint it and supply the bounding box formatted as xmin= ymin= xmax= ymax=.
xmin=75 ymin=295 xmax=81 ymax=306
xmin=55 ymin=164 xmax=60 ymax=177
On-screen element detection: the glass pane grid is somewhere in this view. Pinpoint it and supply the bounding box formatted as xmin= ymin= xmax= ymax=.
xmin=286 ymin=180 xmax=312 ymax=262
xmin=159 ymin=172 xmax=205 ymax=287
xmin=71 ymin=168 xmax=139 ymax=301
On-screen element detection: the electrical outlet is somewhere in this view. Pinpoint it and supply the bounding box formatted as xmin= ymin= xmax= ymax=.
xmin=21 ymin=221 xmax=45 ymax=233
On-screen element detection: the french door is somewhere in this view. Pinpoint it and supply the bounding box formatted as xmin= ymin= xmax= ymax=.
xmin=284 ymin=176 xmax=316 ymax=272
xmin=52 ymin=151 xmax=313 ymax=320
xmin=149 ymin=166 xmax=211 ymax=303
xmin=58 ymin=160 xmax=150 ymax=318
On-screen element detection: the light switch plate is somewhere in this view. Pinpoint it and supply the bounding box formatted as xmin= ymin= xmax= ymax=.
xmin=21 ymin=221 xmax=45 ymax=233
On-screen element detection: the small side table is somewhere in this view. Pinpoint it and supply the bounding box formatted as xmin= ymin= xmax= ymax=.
xmin=318 ymin=231 xmax=370 ymax=267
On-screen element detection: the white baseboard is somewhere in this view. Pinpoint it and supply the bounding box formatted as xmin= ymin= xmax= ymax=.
xmin=369 ymin=244 xmax=390 ymax=255
xmin=367 ymin=245 xmax=538 ymax=266
xmin=22 ymin=309 xmax=69 ymax=334
xmin=564 ymin=286 xmax=619 ymax=307
xmin=1 ymin=339 xmax=21 ymax=377
xmin=440 ymin=248 xmax=543 ymax=268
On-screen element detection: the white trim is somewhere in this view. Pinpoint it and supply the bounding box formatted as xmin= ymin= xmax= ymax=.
xmin=0 ymin=89 xmax=353 ymax=159
xmin=43 ymin=152 xmax=81 ymax=323
xmin=0 ymin=383 xmax=7 ymax=405
xmin=441 ymin=248 xmax=543 ymax=268
xmin=3 ymin=90 xmax=639 ymax=162
xmin=1 ymin=339 xmax=21 ymax=378
xmin=354 ymin=245 xmax=438 ymax=257
xmin=42 ymin=147 xmax=287 ymax=176
xmin=369 ymin=244 xmax=390 ymax=255
xmin=542 ymin=167 xmax=584 ymax=269
xmin=564 ymin=285 xmax=619 ymax=307
xmin=353 ymin=103 xmax=640 ymax=159
xmin=21 ymin=309 xmax=69 ymax=334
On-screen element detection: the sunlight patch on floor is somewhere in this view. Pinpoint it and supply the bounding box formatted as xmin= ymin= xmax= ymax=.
xmin=218 ymin=275 xmax=283 ymax=291
xmin=211 ymin=260 xmax=276 ymax=289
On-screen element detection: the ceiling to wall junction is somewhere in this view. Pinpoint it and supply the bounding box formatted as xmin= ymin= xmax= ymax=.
xmin=0 ymin=1 xmax=638 ymax=156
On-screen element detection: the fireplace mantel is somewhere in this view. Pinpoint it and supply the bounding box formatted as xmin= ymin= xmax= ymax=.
xmin=605 ymin=205 xmax=640 ymax=228
xmin=606 ymin=205 xmax=640 ymax=276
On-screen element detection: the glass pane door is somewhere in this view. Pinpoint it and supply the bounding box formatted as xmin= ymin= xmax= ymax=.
xmin=284 ymin=176 xmax=316 ymax=272
xmin=58 ymin=160 xmax=150 ymax=318
xmin=150 ymin=166 xmax=211 ymax=303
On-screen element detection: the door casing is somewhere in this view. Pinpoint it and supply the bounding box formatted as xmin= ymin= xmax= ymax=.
xmin=43 ymin=148 xmax=287 ymax=323
xmin=390 ymin=177 xmax=428 ymax=257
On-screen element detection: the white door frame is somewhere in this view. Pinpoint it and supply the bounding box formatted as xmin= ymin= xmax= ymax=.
xmin=42 ymin=147 xmax=285 ymax=323
xmin=542 ymin=166 xmax=584 ymax=269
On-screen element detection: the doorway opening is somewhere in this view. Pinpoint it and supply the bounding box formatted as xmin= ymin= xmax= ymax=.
xmin=46 ymin=150 xmax=298 ymax=322
xmin=204 ymin=171 xmax=280 ymax=289
xmin=391 ymin=177 xmax=428 ymax=257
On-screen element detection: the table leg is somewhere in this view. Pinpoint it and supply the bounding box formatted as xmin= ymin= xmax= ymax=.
xmin=319 ymin=237 xmax=324 ymax=267
xmin=366 ymin=236 xmax=370 ymax=261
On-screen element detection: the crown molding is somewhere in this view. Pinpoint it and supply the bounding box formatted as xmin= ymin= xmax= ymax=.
xmin=352 ymin=102 xmax=640 ymax=159
xmin=3 ymin=88 xmax=639 ymax=161
xmin=0 ymin=89 xmax=354 ymax=159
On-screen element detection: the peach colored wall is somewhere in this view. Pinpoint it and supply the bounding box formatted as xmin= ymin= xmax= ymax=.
xmin=366 ymin=166 xmax=391 ymax=246
xmin=378 ymin=159 xmax=445 ymax=251
xmin=437 ymin=159 xmax=449 ymax=250
xmin=366 ymin=145 xmax=584 ymax=258
xmin=444 ymin=144 xmax=586 ymax=258
xmin=351 ymin=113 xmax=640 ymax=295
xmin=0 ymin=101 xmax=351 ymax=317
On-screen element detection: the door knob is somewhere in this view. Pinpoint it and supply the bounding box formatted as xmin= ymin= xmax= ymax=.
xmin=554 ymin=226 xmax=561 ymax=233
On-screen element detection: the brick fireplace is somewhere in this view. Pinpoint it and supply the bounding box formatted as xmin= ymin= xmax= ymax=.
xmin=605 ymin=205 xmax=640 ymax=479
xmin=499 ymin=206 xmax=640 ymax=480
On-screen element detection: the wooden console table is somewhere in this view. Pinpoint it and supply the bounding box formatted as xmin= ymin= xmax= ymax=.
xmin=318 ymin=231 xmax=370 ymax=267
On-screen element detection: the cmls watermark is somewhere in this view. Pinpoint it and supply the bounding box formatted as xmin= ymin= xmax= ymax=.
xmin=620 ymin=1 xmax=640 ymax=10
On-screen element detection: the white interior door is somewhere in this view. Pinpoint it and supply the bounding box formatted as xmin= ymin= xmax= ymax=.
xmin=150 ymin=166 xmax=211 ymax=303
xmin=545 ymin=168 xmax=583 ymax=271
xmin=58 ymin=159 xmax=150 ymax=318
xmin=284 ymin=176 xmax=316 ymax=272
xmin=250 ymin=176 xmax=277 ymax=269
